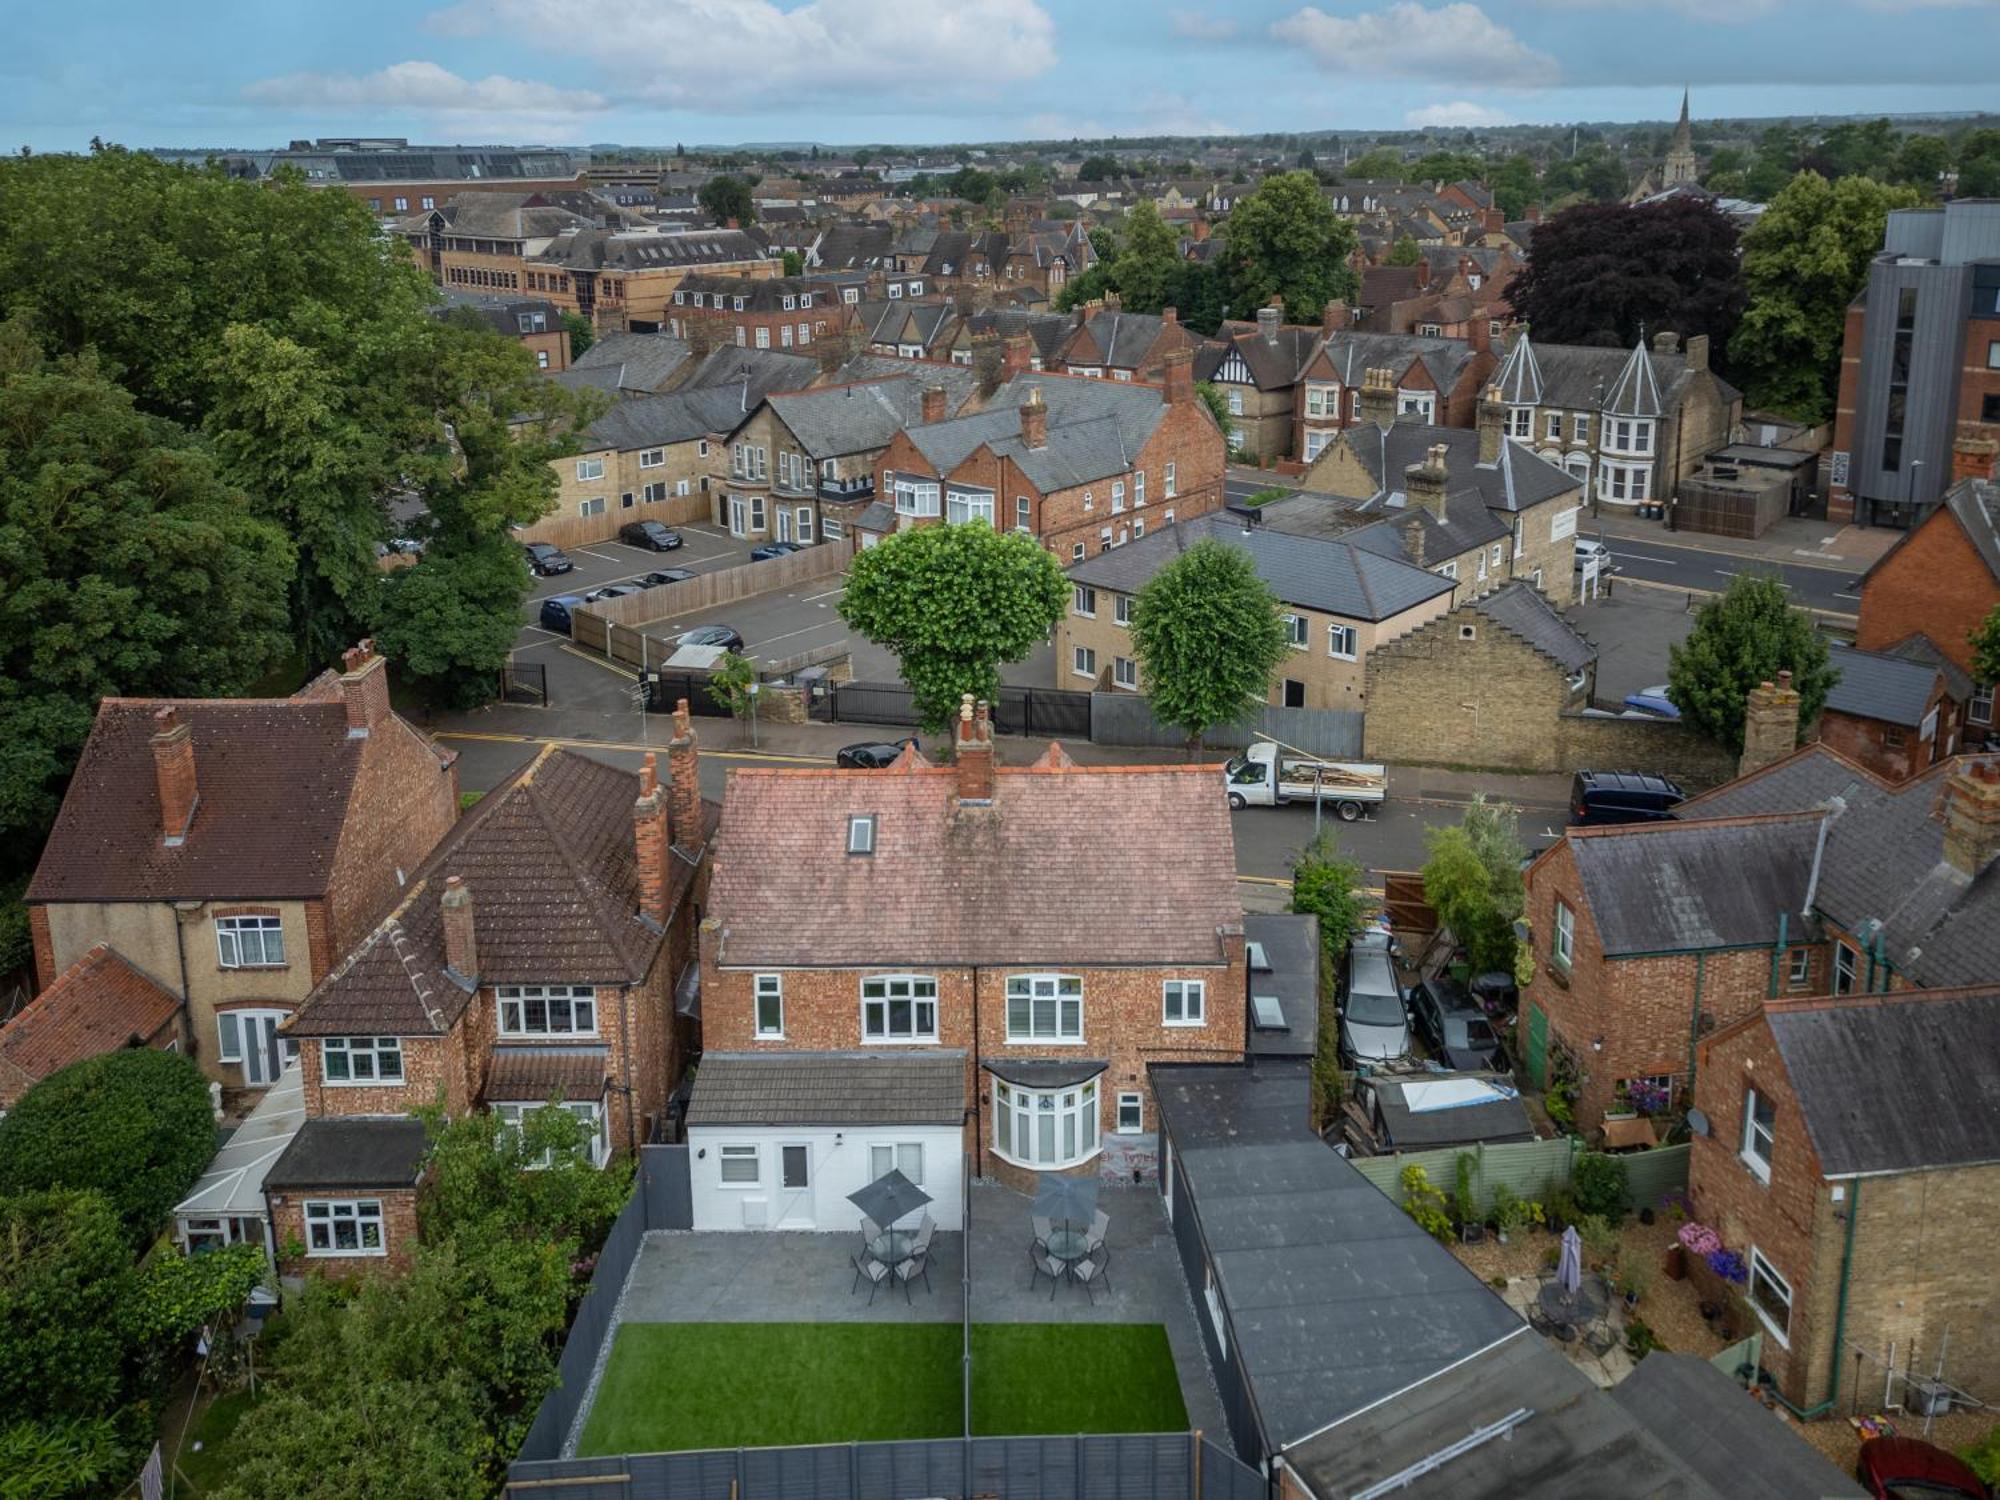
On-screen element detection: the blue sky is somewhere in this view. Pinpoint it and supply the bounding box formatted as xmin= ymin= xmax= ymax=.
xmin=6 ymin=0 xmax=1994 ymax=152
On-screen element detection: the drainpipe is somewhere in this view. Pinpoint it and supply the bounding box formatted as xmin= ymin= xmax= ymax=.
xmin=1873 ymin=931 xmax=1890 ymax=994
xmin=1760 ymin=1176 xmax=1861 ymax=1421
xmin=1767 ymin=911 xmax=1788 ymax=1001
xmin=1682 ymin=951 xmax=1707 ymax=1090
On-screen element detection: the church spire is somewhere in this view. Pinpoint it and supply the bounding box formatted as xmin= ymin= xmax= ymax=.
xmin=1663 ymin=89 xmax=1698 ymax=187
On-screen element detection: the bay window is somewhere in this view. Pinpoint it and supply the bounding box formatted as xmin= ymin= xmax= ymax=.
xmin=861 ymin=975 xmax=938 ymax=1042
xmin=992 ymin=1077 xmax=1100 ymax=1168
xmin=894 ymin=479 xmax=940 ymax=517
xmin=1006 ymin=974 xmax=1082 ymax=1041
xmin=947 ymin=488 xmax=994 ymax=525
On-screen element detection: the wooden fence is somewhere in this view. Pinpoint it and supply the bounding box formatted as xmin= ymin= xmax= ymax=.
xmin=1350 ymin=1137 xmax=1691 ymax=1219
xmin=518 ymin=491 xmax=715 ymax=549
xmin=579 ymin=543 xmax=846 ymax=632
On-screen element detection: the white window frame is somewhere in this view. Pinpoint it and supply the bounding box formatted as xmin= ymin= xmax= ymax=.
xmin=216 ymin=914 xmax=285 ymax=969
xmin=1747 ymin=1247 xmax=1793 ymax=1346
xmin=577 ymin=457 xmax=606 ymax=481
xmin=718 ymin=1144 xmax=761 ymax=1186
xmin=1113 ymin=656 xmax=1137 ymax=690
xmin=1165 ymin=461 xmax=1177 ymax=497
xmin=861 ymin=975 xmax=939 ymax=1043
xmin=1971 ymin=682 xmax=1994 ymax=726
xmin=494 ymin=1099 xmax=610 ymax=1169
xmin=1545 ymin=412 xmax=1562 ymax=442
xmin=1072 ymin=645 xmax=1097 ymax=679
xmin=754 ymin=974 xmax=784 ymax=1038
xmin=1283 ymin=613 xmax=1308 ymax=650
xmin=1573 ymin=413 xmax=1591 ymax=445
xmin=1328 ymin=623 xmax=1357 ymax=660
xmin=304 ymin=1199 xmax=386 ymax=1257
xmin=1163 ymin=979 xmax=1206 ymax=1027
xmin=893 ymin=479 xmax=940 ymax=517
xmin=992 ymin=1077 xmax=1100 ymax=1169
xmin=1006 ymin=973 xmax=1083 ymax=1043
xmin=868 ymin=1142 xmax=925 ymax=1185
xmin=496 ymin=985 xmax=599 ymax=1038
xmin=1553 ymin=899 xmax=1575 ymax=968
xmin=947 ymin=489 xmax=994 ymax=526
xmin=1116 ymin=1092 xmax=1144 ymax=1133
xmin=1787 ymin=948 xmax=1811 ymax=987
xmin=321 ymin=1036 xmax=404 ymax=1086
xmin=1741 ymin=1086 xmax=1776 ymax=1183
xmin=1507 ymin=407 xmax=1534 ymax=440
xmin=1111 ymin=480 xmax=1126 ymax=512
xmin=1114 ymin=594 xmax=1133 ymax=627
xmin=1833 ymin=942 xmax=1858 ymax=995
xmin=639 ymin=448 xmax=665 ymax=469
xmin=1073 ymin=585 xmax=1097 ymax=619
xmin=847 ymin=814 xmax=876 ymax=856
xmin=579 ymin=496 xmax=605 ymax=518
xmin=1134 ymin=470 xmax=1146 ymax=506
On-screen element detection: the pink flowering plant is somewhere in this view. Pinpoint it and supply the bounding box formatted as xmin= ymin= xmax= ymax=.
xmin=1677 ymin=1222 xmax=1721 ymax=1257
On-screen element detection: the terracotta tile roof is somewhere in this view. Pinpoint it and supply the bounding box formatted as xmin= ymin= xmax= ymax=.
xmin=288 ymin=746 xmax=718 ymax=1037
xmin=710 ymin=759 xmax=1241 ymax=969
xmin=0 ymin=944 xmax=181 ymax=1105
xmin=485 ymin=1046 xmax=611 ymax=1102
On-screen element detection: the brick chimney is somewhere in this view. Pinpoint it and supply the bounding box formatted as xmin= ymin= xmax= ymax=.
xmin=1257 ymin=300 xmax=1282 ymax=343
xmin=151 ymin=705 xmax=198 ymax=846
xmin=1322 ymin=300 xmax=1349 ymax=335
xmin=440 ymin=874 xmax=478 ymax=981
xmin=1357 ymin=367 xmax=1397 ymax=432
xmin=667 ymin=699 xmax=703 ymax=853
xmin=1020 ymin=386 xmax=1048 ymax=449
xmin=634 ymin=751 xmax=670 ymax=925
xmin=921 ymin=385 xmax=947 ymax=424
xmin=1481 ymin=206 xmax=1503 ymax=234
xmin=1404 ymin=443 xmax=1450 ymax=523
xmin=1942 ymin=759 xmax=2000 ymax=877
xmin=1738 ymin=671 xmax=1802 ymax=779
xmin=1398 ymin=514 xmax=1427 ymax=569
xmin=954 ymin=694 xmax=996 ymax=805
xmin=1161 ymin=306 xmax=1178 ymax=329
xmin=1002 ymin=332 xmax=1033 ymax=379
xmin=1652 ymin=330 xmax=1681 ymax=356
xmin=1953 ymin=425 xmax=1999 ymax=484
xmin=1191 ymin=219 xmax=1210 ymax=242
xmin=1412 ymin=258 xmax=1431 ymax=289
xmin=1162 ymin=347 xmax=1194 ymax=406
xmin=340 ymin=639 xmax=391 ymax=739
xmin=1477 ymin=384 xmax=1507 ymax=464
xmin=1684 ymin=334 xmax=1709 ymax=372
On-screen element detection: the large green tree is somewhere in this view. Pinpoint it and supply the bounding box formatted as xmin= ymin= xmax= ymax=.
xmin=1968 ymin=603 xmax=2000 ymax=693
xmin=1129 ymin=538 xmax=1288 ymax=751
xmin=1508 ymin=197 xmax=1743 ymax=352
xmin=1489 ymin=155 xmax=1539 ymax=221
xmin=1666 ymin=574 xmax=1835 ymax=753
xmin=1422 ymin=798 xmax=1527 ymax=979
xmin=696 ymin=175 xmax=756 ymax=227
xmin=1218 ymin=171 xmax=1359 ymax=327
xmin=0 ymin=1190 xmax=133 ymax=1428
xmin=1728 ymin=172 xmax=1921 ymax=421
xmin=838 ymin=521 xmax=1068 ymax=733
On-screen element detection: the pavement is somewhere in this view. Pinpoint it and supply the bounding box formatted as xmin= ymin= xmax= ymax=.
xmin=1582 ymin=509 xmax=1893 ymax=621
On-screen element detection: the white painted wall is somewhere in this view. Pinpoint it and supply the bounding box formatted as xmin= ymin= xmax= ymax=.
xmin=687 ymin=1124 xmax=964 ymax=1232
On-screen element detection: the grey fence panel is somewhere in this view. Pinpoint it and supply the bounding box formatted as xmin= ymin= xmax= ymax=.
xmin=1082 ymin=1433 xmax=1192 ymax=1500
xmin=1201 ymin=1438 xmax=1268 ymax=1500
xmin=1620 ymin=1142 xmax=1692 ymax=1213
xmin=644 ymin=1144 xmax=693 ymax=1231
xmin=1089 ymin=695 xmax=1364 ymax=758
xmin=855 ymin=1440 xmax=969 ymax=1499
xmin=1348 ymin=1137 xmax=1577 ymax=1211
xmin=739 ymin=1443 xmax=853 ymax=1499
xmin=1255 ymin=705 xmax=1365 ymax=759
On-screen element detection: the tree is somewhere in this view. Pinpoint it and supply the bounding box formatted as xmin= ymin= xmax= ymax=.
xmin=1489 ymin=154 xmax=1538 ymax=220
xmin=1102 ymin=201 xmax=1182 ymax=313
xmin=1289 ymin=830 xmax=1365 ymax=966
xmin=373 ymin=539 xmax=531 ymax=709
xmin=0 ymin=1190 xmax=133 ymax=1425
xmin=0 ymin=1048 xmax=218 ymax=1249
xmin=1386 ymin=234 xmax=1421 ymax=267
xmin=1958 ymin=130 xmax=2000 ymax=198
xmin=561 ymin=310 xmax=593 ymax=361
xmin=1507 ymin=197 xmax=1743 ymax=352
xmin=1968 ymin=603 xmax=2000 ymax=691
xmin=1129 ymin=539 xmax=1288 ymax=751
xmin=1892 ymin=133 xmax=1950 ymax=196
xmin=1728 ymin=172 xmax=1921 ymax=420
xmin=0 ymin=1415 xmax=134 ymax=1500
xmin=838 ymin=522 xmax=1067 ymax=733
xmin=1409 ymin=151 xmax=1483 ymax=184
xmin=1194 ymin=380 xmax=1234 ymax=454
xmin=1343 ymin=147 xmax=1405 ymax=181
xmin=1077 ymin=154 xmax=1119 ymax=182
xmin=697 ymin=174 xmax=755 ymax=227
xmin=1666 ymin=574 xmax=1835 ymax=753
xmin=1219 ymin=171 xmax=1359 ymax=328
xmin=781 ymin=249 xmax=804 ymax=277
xmin=1421 ymin=797 xmax=1527 ymax=978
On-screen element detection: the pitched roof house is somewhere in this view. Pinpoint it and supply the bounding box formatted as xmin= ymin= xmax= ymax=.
xmin=1816 ymin=642 xmax=1965 ymax=782
xmin=0 ymin=944 xmax=181 ymax=1109
xmin=1855 ymin=478 xmax=2000 ymax=725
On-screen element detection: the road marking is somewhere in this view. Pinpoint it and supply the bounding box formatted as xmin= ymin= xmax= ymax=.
xmin=508 ymin=636 xmax=569 ymax=652
xmin=434 ymin=729 xmax=828 ymax=764
xmin=576 ymin=549 xmax=621 ymax=563
xmin=802 ymin=586 xmax=847 ymax=603
xmin=561 ymin=644 xmax=638 ymax=680
xmin=749 ymin=619 xmax=850 ymax=651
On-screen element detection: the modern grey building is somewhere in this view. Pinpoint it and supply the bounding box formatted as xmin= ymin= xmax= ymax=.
xmin=1833 ymin=198 xmax=2000 ymax=529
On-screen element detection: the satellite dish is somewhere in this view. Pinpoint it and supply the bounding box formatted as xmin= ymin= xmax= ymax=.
xmin=1686 ymin=1108 xmax=1711 ymax=1138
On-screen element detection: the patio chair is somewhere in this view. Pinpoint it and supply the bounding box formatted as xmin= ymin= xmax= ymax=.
xmin=851 ymin=1252 xmax=891 ymax=1306
xmin=859 ymin=1214 xmax=882 ymax=1248
xmin=1070 ymin=1247 xmax=1110 ymax=1304
xmin=1031 ymin=1215 xmax=1054 ymax=1253
xmin=895 ymin=1249 xmax=933 ymax=1301
xmin=918 ymin=1211 xmax=936 ymax=1240
xmin=1085 ymin=1209 xmax=1110 ymax=1255
xmin=1028 ymin=1244 xmax=1064 ymax=1295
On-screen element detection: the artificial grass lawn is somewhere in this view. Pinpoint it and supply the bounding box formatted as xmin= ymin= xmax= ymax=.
xmin=576 ymin=1322 xmax=1188 ymax=1456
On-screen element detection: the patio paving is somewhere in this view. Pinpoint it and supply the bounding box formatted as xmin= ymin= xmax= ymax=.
xmin=595 ymin=1180 xmax=1225 ymax=1444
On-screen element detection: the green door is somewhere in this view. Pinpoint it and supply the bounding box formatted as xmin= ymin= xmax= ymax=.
xmin=1525 ymin=1003 xmax=1549 ymax=1089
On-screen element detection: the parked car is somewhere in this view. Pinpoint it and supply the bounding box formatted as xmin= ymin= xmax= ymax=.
xmin=1856 ymin=1436 xmax=1990 ymax=1499
xmin=1408 ymin=977 xmax=1510 ymax=1072
xmin=1622 ymin=684 xmax=1680 ymax=720
xmin=837 ymin=738 xmax=921 ymax=769
xmin=584 ymin=583 xmax=642 ymax=603
xmin=1338 ymin=931 xmax=1410 ymax=1066
xmin=676 ymin=625 xmax=746 ymax=652
xmin=619 ymin=520 xmax=683 ymax=551
xmin=523 ymin=541 xmax=574 ymax=576
xmin=750 ymin=541 xmax=801 ymax=561
xmin=538 ymin=595 xmax=586 ymax=633
xmin=1574 ymin=538 xmax=1613 ymax=572
xmin=639 ymin=569 xmax=696 ymax=587
xmin=1568 ymin=770 xmax=1686 ymax=827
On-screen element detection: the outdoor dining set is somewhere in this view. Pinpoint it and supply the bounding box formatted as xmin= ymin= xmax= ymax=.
xmin=1026 ymin=1173 xmax=1113 ymax=1303
xmin=847 ymin=1167 xmax=938 ymax=1305
xmin=1529 ymin=1223 xmax=1620 ymax=1356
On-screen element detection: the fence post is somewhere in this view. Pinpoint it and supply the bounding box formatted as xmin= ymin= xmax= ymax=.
xmin=1475 ymin=1140 xmax=1486 ymax=1215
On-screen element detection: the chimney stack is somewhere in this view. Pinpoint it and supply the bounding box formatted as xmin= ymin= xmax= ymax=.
xmin=954 ymin=694 xmax=996 ymax=805
xmin=1001 ymin=332 xmax=1033 ymax=379
xmin=1467 ymin=309 xmax=1493 ymax=355
xmin=921 ymin=385 xmax=947 ymax=424
xmin=1954 ymin=425 xmax=2000 ymax=484
xmin=1943 ymin=759 xmax=2000 ymax=878
xmin=151 ymin=705 xmax=198 ymax=846
xmin=1738 ymin=671 xmax=1802 ymax=779
xmin=1257 ymin=300 xmax=1282 ymax=343
xmin=1104 ymin=291 xmax=1122 ymax=312
xmin=1162 ymin=347 xmax=1194 ymax=407
xmin=1161 ymin=306 xmax=1178 ymax=328
xmin=1398 ymin=514 xmax=1427 ymax=569
xmin=1191 ymin=219 xmax=1210 ymax=243
xmin=1357 ymin=367 xmax=1397 ymax=432
xmin=1404 ymin=443 xmax=1450 ymax=523
xmin=1477 ymin=384 xmax=1507 ymax=465
xmin=634 ymin=751 xmax=670 ymax=925
xmin=1683 ymin=334 xmax=1709 ymax=372
xmin=340 ymin=639 xmax=391 ymax=738
xmin=1019 ymin=386 xmax=1048 ymax=449
xmin=1652 ymin=330 xmax=1681 ymax=356
xmin=440 ymin=875 xmax=478 ymax=981
xmin=1413 ymin=257 xmax=1431 ymax=289
xmin=667 ymin=699 xmax=703 ymax=854
xmin=1322 ymin=300 xmax=1349 ymax=335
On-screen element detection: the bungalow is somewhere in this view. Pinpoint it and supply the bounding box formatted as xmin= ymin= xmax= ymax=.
xmin=1816 ymin=642 xmax=1964 ymax=782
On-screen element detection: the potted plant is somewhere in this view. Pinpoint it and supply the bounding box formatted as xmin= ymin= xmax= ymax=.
xmin=1615 ymin=1247 xmax=1652 ymax=1309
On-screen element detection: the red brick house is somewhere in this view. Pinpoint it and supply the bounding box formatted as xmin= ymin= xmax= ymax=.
xmin=0 ymin=944 xmax=181 ymax=1109
xmin=24 ymin=644 xmax=460 ymax=1094
xmin=863 ymin=356 xmax=1226 ymax=562
xmin=685 ymin=701 xmax=1246 ymax=1230
xmin=1687 ymin=986 xmax=2000 ymax=1412
xmin=271 ymin=716 xmax=714 ymax=1276
xmin=665 ymin=272 xmax=854 ymax=351
xmin=1049 ymin=300 xmax=1206 ymax=384
xmin=1815 ymin=643 xmax=1965 ymax=782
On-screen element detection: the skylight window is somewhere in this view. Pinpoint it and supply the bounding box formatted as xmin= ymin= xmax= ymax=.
xmin=1247 ymin=941 xmax=1271 ymax=972
xmin=847 ymin=814 xmax=876 ymax=856
xmin=1251 ymin=994 xmax=1287 ymax=1031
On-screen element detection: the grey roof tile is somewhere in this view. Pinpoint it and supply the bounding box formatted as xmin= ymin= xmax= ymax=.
xmin=1824 ymin=644 xmax=1943 ymax=728
xmin=1568 ymin=815 xmax=1823 ymax=955
xmin=687 ymin=1051 xmax=966 ymax=1127
xmin=1468 ymin=583 xmax=1596 ymax=674
xmin=265 ymin=1117 xmax=429 ymax=1191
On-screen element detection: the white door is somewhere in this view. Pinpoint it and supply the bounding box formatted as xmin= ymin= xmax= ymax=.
xmin=729 ymin=496 xmax=748 ymax=537
xmin=777 ymin=1143 xmax=814 ymax=1229
xmin=237 ymin=1010 xmax=293 ymax=1086
xmin=775 ymin=507 xmax=793 ymax=543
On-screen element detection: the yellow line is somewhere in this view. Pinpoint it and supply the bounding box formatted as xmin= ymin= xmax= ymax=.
xmin=433 ymin=730 xmax=829 ymax=765
xmin=561 ymin=644 xmax=638 ymax=680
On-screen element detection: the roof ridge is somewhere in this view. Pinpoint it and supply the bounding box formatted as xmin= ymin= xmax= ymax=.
xmin=1571 ymin=808 xmax=1827 ymax=837
xmin=1765 ymin=984 xmax=2000 ymax=1017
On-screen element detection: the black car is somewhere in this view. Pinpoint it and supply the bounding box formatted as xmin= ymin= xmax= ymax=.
xmin=1409 ymin=977 xmax=1509 ymax=1072
xmin=584 ymin=583 xmax=642 ymax=603
xmin=750 ymin=541 xmax=801 ymax=561
xmin=836 ymin=738 xmax=921 ymax=769
xmin=639 ymin=568 xmax=696 ymax=587
xmin=619 ymin=521 xmax=683 ymax=552
xmin=677 ymin=625 xmax=746 ymax=652
xmin=1568 ymin=770 xmax=1686 ymax=827
xmin=523 ymin=541 xmax=574 ymax=576
xmin=538 ymin=595 xmax=586 ymax=633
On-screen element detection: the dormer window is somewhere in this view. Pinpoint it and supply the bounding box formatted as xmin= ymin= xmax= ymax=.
xmin=847 ymin=814 xmax=877 ymax=855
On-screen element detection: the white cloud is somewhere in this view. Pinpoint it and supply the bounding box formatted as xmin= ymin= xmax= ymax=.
xmin=243 ymin=61 xmax=607 ymax=120
xmin=1170 ymin=9 xmax=1238 ymax=38
xmin=1405 ymin=99 xmax=1516 ymax=128
xmin=1534 ymin=0 xmax=1779 ymax=17
xmin=1270 ymin=4 xmax=1559 ymax=88
xmin=426 ymin=0 xmax=1058 ymax=111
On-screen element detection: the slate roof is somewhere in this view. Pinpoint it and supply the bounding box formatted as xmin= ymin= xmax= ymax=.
xmin=1056 ymin=309 xmax=1190 ymax=372
xmin=1467 ymin=583 xmax=1596 ymax=674
xmin=433 ymin=289 xmax=563 ymax=336
xmin=569 ymin=331 xmax=694 ymax=393
xmin=1313 ymin=330 xmax=1477 ymax=397
xmin=583 ymin=387 xmax=745 ymax=451
xmin=1346 ymin=484 xmax=1512 ymax=563
xmin=1198 ymin=319 xmax=1321 ymax=391
xmin=1881 ymin=632 xmax=1975 ymax=702
xmin=289 ymin=745 xmax=715 ymax=1037
xmin=1567 ymin=815 xmax=1824 ymax=955
xmin=1331 ymin=420 xmax=1582 ymax=515
xmin=1823 ymin=644 xmax=1942 ymax=728
xmin=28 ymin=697 xmax=382 ymax=903
xmin=761 ymin=371 xmax=974 ymax=459
xmin=1610 ymin=1354 xmax=1866 ymax=1500
xmin=954 ymin=308 xmax=1072 ymax=365
xmin=1766 ymin=989 xmax=2000 ymax=1176
xmin=0 ymin=945 xmax=181 ymax=1106
xmin=810 ymin=223 xmax=898 ymax=271
xmin=898 ymin=373 xmax=1168 ymax=494
xmin=686 ymin=1051 xmax=966 ymax=1127
xmin=674 ymin=346 xmax=820 ymax=407
xmin=485 ymin=1046 xmax=611 ymax=1102
xmin=265 ymin=1116 xmax=430 ymax=1191
xmin=1489 ymin=331 xmax=1738 ymax=416
xmin=1065 ymin=515 xmax=1453 ymax=623
xmin=1243 ymin=913 xmax=1318 ymax=1057
xmin=709 ymin=757 xmax=1240 ymax=969
xmin=856 ymin=299 xmax=953 ymax=351
xmin=532 ymin=227 xmax=765 ymax=272
xmin=1863 ymin=477 xmax=2000 ymax=587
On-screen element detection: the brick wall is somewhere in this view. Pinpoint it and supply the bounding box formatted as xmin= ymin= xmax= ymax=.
xmin=1856 ymin=508 xmax=1999 ymax=679
xmin=326 ymin=718 xmax=460 ymax=957
xmin=1362 ymin=604 xmax=1580 ymax=770
xmin=298 ymin=1034 xmax=472 ymax=1119
xmin=526 ymin=433 xmax=717 ymax=547
xmin=1815 ymin=684 xmax=1958 ymax=784
xmin=269 ymin=1186 xmax=420 ymax=1278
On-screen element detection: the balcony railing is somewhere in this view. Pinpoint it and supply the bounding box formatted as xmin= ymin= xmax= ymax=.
xmin=818 ymin=475 xmax=875 ymax=502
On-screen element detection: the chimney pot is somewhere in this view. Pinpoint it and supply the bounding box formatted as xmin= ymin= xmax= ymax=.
xmin=440 ymin=874 xmax=478 ymax=980
xmin=634 ymin=751 xmax=671 ymax=924
xmin=668 ymin=700 xmax=702 ymax=854
xmin=954 ymin=692 xmax=996 ymax=805
xmin=1653 ymin=330 xmax=1680 ymax=355
xmin=1257 ymin=305 xmax=1281 ymax=342
xmin=151 ymin=705 xmax=198 ymax=845
xmin=339 ymin=638 xmax=391 ymax=738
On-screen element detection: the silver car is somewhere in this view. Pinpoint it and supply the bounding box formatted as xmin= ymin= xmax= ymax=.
xmin=1340 ymin=931 xmax=1411 ymax=1065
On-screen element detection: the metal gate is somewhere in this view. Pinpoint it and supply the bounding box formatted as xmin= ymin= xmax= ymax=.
xmin=646 ymin=671 xmax=733 ymax=717
xmin=499 ymin=660 xmax=548 ymax=707
xmin=818 ymin=682 xmax=1092 ymax=738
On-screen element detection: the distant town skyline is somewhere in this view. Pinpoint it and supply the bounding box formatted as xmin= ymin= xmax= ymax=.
xmin=7 ymin=0 xmax=1994 ymax=155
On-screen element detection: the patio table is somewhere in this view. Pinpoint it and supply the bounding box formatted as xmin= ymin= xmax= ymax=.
xmin=867 ymin=1228 xmax=920 ymax=1265
xmin=1045 ymin=1227 xmax=1088 ymax=1265
xmin=1536 ymin=1274 xmax=1608 ymax=1338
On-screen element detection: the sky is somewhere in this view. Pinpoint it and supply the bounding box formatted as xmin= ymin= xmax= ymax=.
xmin=6 ymin=0 xmax=1996 ymax=153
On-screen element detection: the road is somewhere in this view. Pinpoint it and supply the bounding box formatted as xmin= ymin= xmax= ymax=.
xmin=1593 ymin=533 xmax=1863 ymax=617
